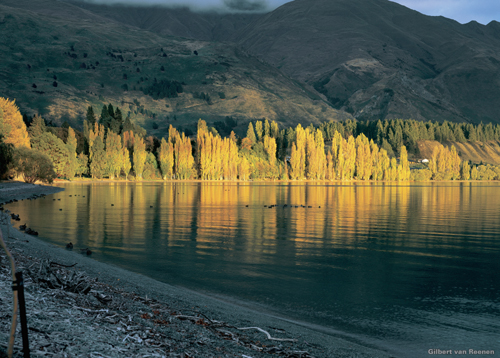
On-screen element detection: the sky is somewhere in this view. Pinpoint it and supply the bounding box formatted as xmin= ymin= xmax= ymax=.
xmin=83 ymin=0 xmax=499 ymax=24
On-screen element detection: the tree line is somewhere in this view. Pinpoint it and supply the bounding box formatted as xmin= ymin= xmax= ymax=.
xmin=319 ymin=118 xmax=500 ymax=156
xmin=2 ymin=97 xmax=500 ymax=183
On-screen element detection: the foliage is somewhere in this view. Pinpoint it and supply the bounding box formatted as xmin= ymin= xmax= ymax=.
xmin=12 ymin=147 xmax=56 ymax=184
xmin=158 ymin=137 xmax=174 ymax=180
xmin=0 ymin=135 xmax=14 ymax=179
xmin=133 ymin=134 xmax=147 ymax=180
xmin=143 ymin=79 xmax=183 ymax=100
xmin=31 ymin=132 xmax=72 ymax=178
xmin=105 ymin=131 xmax=122 ymax=179
xmin=76 ymin=153 xmax=88 ymax=177
xmin=0 ymin=97 xmax=31 ymax=148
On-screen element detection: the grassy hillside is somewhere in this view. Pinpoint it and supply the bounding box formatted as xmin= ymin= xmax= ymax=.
xmin=0 ymin=2 xmax=351 ymax=138
xmin=417 ymin=140 xmax=500 ymax=165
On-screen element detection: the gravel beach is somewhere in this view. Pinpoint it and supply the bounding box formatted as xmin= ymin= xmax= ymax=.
xmin=0 ymin=181 xmax=391 ymax=358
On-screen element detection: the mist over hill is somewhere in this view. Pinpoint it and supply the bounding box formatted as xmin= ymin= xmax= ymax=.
xmin=63 ymin=0 xmax=500 ymax=125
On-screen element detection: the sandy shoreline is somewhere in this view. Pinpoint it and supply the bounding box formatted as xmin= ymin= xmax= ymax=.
xmin=0 ymin=181 xmax=391 ymax=358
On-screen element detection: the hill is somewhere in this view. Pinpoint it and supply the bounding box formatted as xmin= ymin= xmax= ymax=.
xmin=0 ymin=0 xmax=351 ymax=138
xmin=417 ymin=140 xmax=500 ymax=165
xmin=231 ymin=0 xmax=500 ymax=124
xmin=63 ymin=0 xmax=500 ymax=125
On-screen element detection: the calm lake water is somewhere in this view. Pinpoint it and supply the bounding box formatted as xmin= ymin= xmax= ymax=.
xmin=6 ymin=182 xmax=500 ymax=357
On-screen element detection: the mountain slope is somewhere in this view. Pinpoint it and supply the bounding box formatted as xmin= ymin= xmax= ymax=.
xmin=64 ymin=0 xmax=500 ymax=125
xmin=231 ymin=0 xmax=500 ymax=124
xmin=0 ymin=0 xmax=351 ymax=137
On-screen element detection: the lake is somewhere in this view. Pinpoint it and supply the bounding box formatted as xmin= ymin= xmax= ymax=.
xmin=6 ymin=181 xmax=500 ymax=357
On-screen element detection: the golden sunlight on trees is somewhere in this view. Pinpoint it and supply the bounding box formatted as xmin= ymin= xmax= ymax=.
xmin=429 ymin=144 xmax=461 ymax=180
xmin=174 ymin=133 xmax=195 ymax=180
xmin=158 ymin=137 xmax=174 ymax=180
xmin=105 ymin=131 xmax=122 ymax=179
xmin=0 ymin=97 xmax=30 ymax=148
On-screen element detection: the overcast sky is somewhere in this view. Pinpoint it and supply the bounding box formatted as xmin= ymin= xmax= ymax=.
xmin=84 ymin=0 xmax=499 ymax=24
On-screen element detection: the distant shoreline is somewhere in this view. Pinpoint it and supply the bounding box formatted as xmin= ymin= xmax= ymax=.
xmin=55 ymin=178 xmax=498 ymax=184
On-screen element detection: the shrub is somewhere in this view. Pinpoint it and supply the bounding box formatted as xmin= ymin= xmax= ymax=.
xmin=410 ymin=169 xmax=433 ymax=181
xmin=12 ymin=147 xmax=56 ymax=184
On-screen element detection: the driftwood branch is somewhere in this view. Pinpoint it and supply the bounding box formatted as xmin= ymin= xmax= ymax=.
xmin=49 ymin=261 xmax=77 ymax=268
xmin=237 ymin=326 xmax=297 ymax=342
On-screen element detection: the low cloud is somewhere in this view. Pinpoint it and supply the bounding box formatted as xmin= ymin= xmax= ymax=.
xmin=78 ymin=0 xmax=277 ymax=13
xmin=223 ymin=0 xmax=268 ymax=12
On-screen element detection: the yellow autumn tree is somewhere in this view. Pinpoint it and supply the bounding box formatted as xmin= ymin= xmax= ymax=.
xmin=398 ymin=145 xmax=411 ymax=181
xmin=158 ymin=137 xmax=174 ymax=180
xmin=0 ymin=97 xmax=30 ymax=148
xmin=223 ymin=137 xmax=239 ymax=180
xmin=355 ymin=134 xmax=372 ymax=180
xmin=174 ymin=133 xmax=194 ymax=180
xmin=238 ymin=156 xmax=251 ymax=181
xmin=290 ymin=124 xmax=306 ymax=180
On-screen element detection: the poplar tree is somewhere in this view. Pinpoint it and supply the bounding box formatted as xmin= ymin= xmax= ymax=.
xmin=246 ymin=122 xmax=257 ymax=145
xmin=270 ymin=120 xmax=279 ymax=138
xmin=105 ymin=131 xmax=122 ymax=179
xmin=121 ymin=146 xmax=131 ymax=180
xmin=460 ymin=161 xmax=471 ymax=180
xmin=263 ymin=119 xmax=270 ymax=138
xmin=326 ymin=149 xmax=335 ymax=180
xmin=133 ymin=134 xmax=147 ymax=180
xmin=66 ymin=127 xmax=78 ymax=178
xmin=90 ymin=136 xmax=106 ymax=179
xmin=158 ymin=137 xmax=174 ymax=180
xmin=174 ymin=133 xmax=194 ymax=180
xmin=255 ymin=121 xmax=263 ymax=142
xmin=471 ymin=165 xmax=478 ymax=180
xmin=398 ymin=145 xmax=411 ymax=181
xmin=290 ymin=124 xmax=306 ymax=180
xmin=223 ymin=137 xmax=239 ymax=180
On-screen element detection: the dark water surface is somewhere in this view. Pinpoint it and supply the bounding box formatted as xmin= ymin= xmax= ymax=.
xmin=6 ymin=182 xmax=500 ymax=356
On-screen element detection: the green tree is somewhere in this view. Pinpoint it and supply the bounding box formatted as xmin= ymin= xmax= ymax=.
xmin=121 ymin=146 xmax=131 ymax=180
xmin=76 ymin=153 xmax=88 ymax=177
xmin=28 ymin=115 xmax=46 ymax=139
xmin=89 ymin=136 xmax=106 ymax=179
xmin=105 ymin=131 xmax=122 ymax=179
xmin=12 ymin=147 xmax=56 ymax=183
xmin=133 ymin=134 xmax=147 ymax=180
xmin=0 ymin=135 xmax=14 ymax=179
xmin=246 ymin=122 xmax=257 ymax=145
xmin=66 ymin=127 xmax=78 ymax=178
xmin=31 ymin=132 xmax=71 ymax=178
xmin=86 ymin=106 xmax=96 ymax=126
xmin=143 ymin=152 xmax=158 ymax=179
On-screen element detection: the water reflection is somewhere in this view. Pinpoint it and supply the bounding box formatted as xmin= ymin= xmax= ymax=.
xmin=6 ymin=182 xmax=500 ymax=356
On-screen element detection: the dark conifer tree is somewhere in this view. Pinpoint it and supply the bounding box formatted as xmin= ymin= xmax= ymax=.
xmin=86 ymin=106 xmax=96 ymax=126
xmin=107 ymin=103 xmax=115 ymax=118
